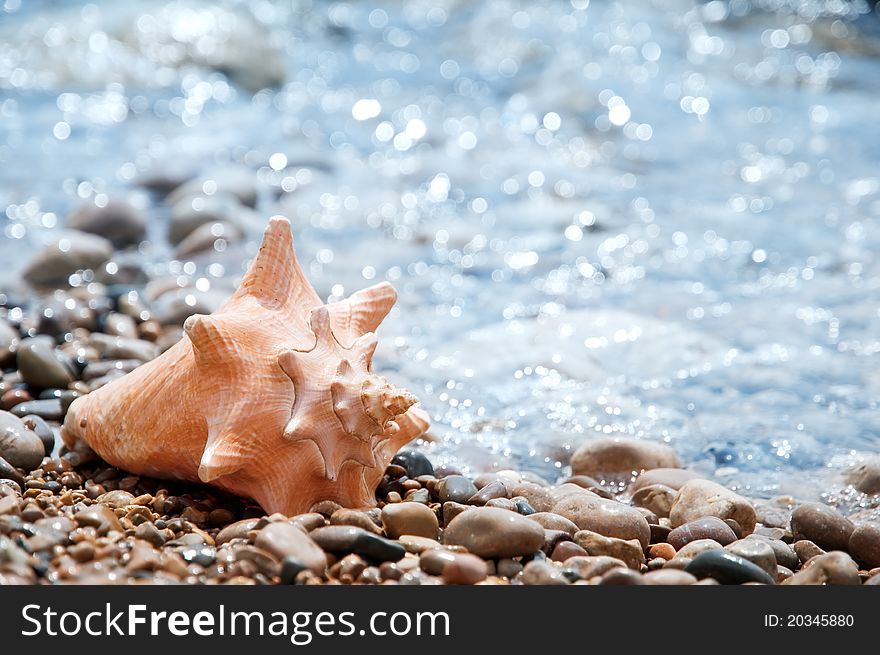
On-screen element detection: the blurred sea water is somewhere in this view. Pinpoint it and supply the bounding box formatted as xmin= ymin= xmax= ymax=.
xmin=2 ymin=0 xmax=880 ymax=504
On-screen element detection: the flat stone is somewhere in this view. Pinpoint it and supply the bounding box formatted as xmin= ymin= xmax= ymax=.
xmin=23 ymin=231 xmax=113 ymax=287
xmin=310 ymin=526 xmax=405 ymax=562
xmin=74 ymin=504 xmax=123 ymax=535
xmin=562 ymin=555 xmax=628 ymax=580
xmin=553 ymin=495 xmax=650 ymax=548
xmin=668 ymin=517 xmax=738 ymax=550
xmin=381 ymin=502 xmax=438 ymax=539
xmin=790 ymin=502 xmax=854 ymax=552
xmin=631 ymin=484 xmax=677 ymax=518
xmin=442 ymin=507 xmax=545 ymax=558
xmin=574 ymin=529 xmax=645 ymax=569
xmin=216 ymin=518 xmax=260 ymax=545
xmin=255 ymin=522 xmax=327 ymax=575
xmin=441 ymin=553 xmax=488 ymax=585
xmin=629 ymin=468 xmax=702 ymax=494
xmin=643 ymin=569 xmax=698 ymax=585
xmin=668 ymin=479 xmax=757 ymax=535
xmin=10 ymin=399 xmax=63 ymax=422
xmin=665 ymin=539 xmax=724 ymax=569
xmin=16 ymin=337 xmax=76 ymax=390
xmin=685 ymin=550 xmax=776 ymax=585
xmin=845 ymin=457 xmax=880 ymax=495
xmin=571 ymin=438 xmax=681 ymax=478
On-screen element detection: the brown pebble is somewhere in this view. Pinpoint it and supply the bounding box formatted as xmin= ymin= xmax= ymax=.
xmin=551 ymin=540 xmax=588 ymax=562
xmin=649 ymin=543 xmax=676 ymax=560
xmin=0 ymin=389 xmax=32 ymax=411
xmin=441 ymin=553 xmax=487 ymax=585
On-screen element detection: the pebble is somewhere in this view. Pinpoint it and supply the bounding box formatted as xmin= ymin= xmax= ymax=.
xmin=574 ymin=530 xmax=645 ymax=569
xmin=89 ymin=334 xmax=159 ymax=362
xmin=668 ymin=479 xmax=757 ymax=535
xmin=0 ymin=411 xmax=45 ymax=471
xmin=74 ymin=504 xmax=123 ymax=535
xmin=643 ymin=569 xmax=698 ymax=585
xmin=553 ymin=495 xmax=650 ymax=548
xmin=329 ymin=508 xmax=382 ymax=535
xmin=570 ymin=437 xmax=681 ymax=477
xmin=0 ymin=456 xmax=25 ymax=489
xmin=526 ymin=512 xmax=579 ymax=536
xmin=0 ymin=320 xmax=19 ymax=367
xmin=441 ymin=553 xmax=488 ymax=585
xmin=648 ymin=543 xmax=676 ymax=560
xmin=550 ymin=540 xmax=588 ymax=562
xmin=783 ymin=551 xmax=860 ymax=586
xmin=789 ymin=502 xmax=854 ymax=552
xmin=563 ymin=555 xmax=628 ymax=580
xmin=20 ymin=415 xmax=55 ymax=456
xmin=685 ymin=550 xmax=776 ymax=585
xmin=174 ymin=221 xmax=243 ymax=258
xmin=845 ymin=457 xmax=880 ymax=495
xmin=599 ymin=568 xmax=646 ymax=585
xmin=631 ymin=469 xmax=702 ymax=494
xmin=103 ymin=313 xmax=139 ymax=340
xmin=509 ymin=482 xmax=553 ymax=513
xmin=521 ymin=560 xmax=568 ymax=585
xmin=135 ymin=522 xmax=166 ymax=547
xmin=0 ymin=389 xmax=31 ymax=412
xmin=667 ymin=517 xmax=738 ymax=550
xmin=745 ymin=534 xmax=799 ymax=570
xmin=255 ymin=522 xmax=327 ymax=575
xmin=419 ymin=548 xmax=456 ymax=575
xmin=792 ymin=540 xmax=825 ymax=564
xmin=390 ymin=450 xmax=434 ymax=478
xmin=215 ymin=518 xmax=260 ymax=545
xmin=23 ymin=231 xmax=113 ymax=287
xmin=664 ymin=539 xmax=724 ymax=569
xmin=98 ymin=490 xmax=136 ymax=509
xmin=725 ymin=539 xmax=777 ymax=578
xmin=10 ymin=399 xmax=63 ymax=421
xmin=436 ymin=475 xmax=478 ymax=504
xmin=442 ymin=507 xmax=545 ymax=558
xmin=630 ymin=484 xmax=677 ymax=518
xmin=279 ymin=557 xmax=308 ymax=584
xmin=847 ymin=522 xmax=880 ymax=569
xmin=441 ymin=501 xmax=471 ymax=524
xmin=67 ymin=199 xmax=147 ymax=247
xmin=468 ymin=480 xmax=509 ymax=505
xmin=16 ymin=337 xmax=76 ymax=390
xmin=290 ymin=513 xmax=327 ymax=532
xmin=496 ymin=558 xmax=523 ymax=578
xmin=381 ymin=502 xmax=439 ymax=539
xmin=398 ymin=535 xmax=442 ymax=554
xmin=309 ymin=526 xmax=405 ymax=562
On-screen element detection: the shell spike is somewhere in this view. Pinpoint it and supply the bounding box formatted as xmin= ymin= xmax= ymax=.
xmin=198 ymin=435 xmax=245 ymax=482
xmin=326 ymin=281 xmax=397 ymax=347
xmin=351 ymin=332 xmax=378 ymax=368
xmin=228 ymin=215 xmax=320 ymax=313
xmin=379 ymin=386 xmax=417 ymax=417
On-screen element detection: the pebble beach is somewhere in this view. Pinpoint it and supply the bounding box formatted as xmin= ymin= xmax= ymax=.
xmin=3 ymin=0 xmax=880 ymax=586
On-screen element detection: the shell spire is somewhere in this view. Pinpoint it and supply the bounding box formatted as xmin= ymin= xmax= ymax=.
xmin=61 ymin=216 xmax=429 ymax=515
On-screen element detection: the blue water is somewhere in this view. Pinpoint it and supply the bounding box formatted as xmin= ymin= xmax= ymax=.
xmin=2 ymin=0 xmax=880 ymax=504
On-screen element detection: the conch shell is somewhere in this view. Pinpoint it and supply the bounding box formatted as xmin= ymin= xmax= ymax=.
xmin=61 ymin=216 xmax=429 ymax=515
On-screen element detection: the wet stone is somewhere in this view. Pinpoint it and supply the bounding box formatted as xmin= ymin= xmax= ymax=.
xmin=10 ymin=399 xmax=63 ymax=422
xmin=390 ymin=450 xmax=434 ymax=478
xmin=574 ymin=530 xmax=645 ymax=570
xmin=442 ymin=507 xmax=545 ymax=559
xmin=441 ymin=553 xmax=488 ymax=585
xmin=669 ymin=479 xmax=757 ymax=536
xmin=668 ymin=517 xmax=738 ymax=550
xmin=685 ymin=550 xmax=776 ymax=585
xmin=216 ymin=518 xmax=260 ymax=545
xmin=0 ymin=410 xmax=45 ymax=471
xmin=255 ymin=522 xmax=327 ymax=575
xmin=745 ymin=534 xmax=799 ymax=570
xmin=436 ymin=475 xmax=478 ymax=504
xmin=521 ymin=560 xmax=568 ymax=585
xmin=789 ymin=502 xmax=854 ymax=552
xmin=467 ymin=480 xmax=509 ymax=505
xmin=553 ymin=495 xmax=650 ymax=548
xmin=847 ymin=522 xmax=880 ymax=569
xmin=20 ymin=415 xmax=55 ymax=456
xmin=381 ymin=502 xmax=438 ymax=540
xmin=74 ymin=504 xmax=123 ymax=535
xmin=309 ymin=526 xmax=405 ymax=563
xmin=571 ymin=438 xmax=681 ymax=478
xmin=783 ymin=551 xmax=860 ymax=586
xmin=16 ymin=338 xmax=76 ymax=390
xmin=329 ymin=508 xmax=382 ymax=535
xmin=725 ymin=539 xmax=777 ymax=578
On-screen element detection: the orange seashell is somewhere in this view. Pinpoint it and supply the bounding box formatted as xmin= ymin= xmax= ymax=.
xmin=61 ymin=216 xmax=429 ymax=515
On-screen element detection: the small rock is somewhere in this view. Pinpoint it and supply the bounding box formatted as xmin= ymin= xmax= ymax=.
xmin=0 ymin=411 xmax=45 ymax=471
xmin=725 ymin=539 xmax=777 ymax=578
xmin=563 ymin=555 xmax=628 ymax=580
xmin=67 ymin=199 xmax=146 ymax=247
xmin=98 ymin=490 xmax=135 ymax=509
xmin=10 ymin=399 xmax=63 ymax=421
xmin=643 ymin=569 xmax=698 ymax=585
xmin=648 ymin=543 xmax=676 ymax=560
xmin=135 ymin=522 xmax=166 ymax=547
xmin=525 ymin=512 xmax=579 ymax=536
xmin=598 ymin=568 xmax=646 ymax=585
xmin=629 ymin=468 xmax=702 ymax=494
xmin=793 ymin=540 xmax=825 ymax=564
xmin=574 ymin=530 xmax=645 ymax=570
xmin=0 ymin=320 xmax=19 ymax=367
xmin=847 ymin=522 xmax=880 ymax=569
xmin=509 ymin=482 xmax=553 ymax=513
xmin=441 ymin=553 xmax=488 ymax=585
xmin=329 ymin=508 xmax=382 ymax=535
xmin=441 ymin=501 xmax=471 ymax=524
xmin=550 ymin=540 xmax=588 ymax=562
xmin=783 ymin=551 xmax=860 ymax=586
xmin=436 ymin=475 xmax=478 ymax=504
xmin=74 ymin=504 xmax=123 ymax=535
xmin=630 ymin=484 xmax=677 ymax=518
xmin=570 ymin=437 xmax=681 ymax=477
xmin=553 ymin=495 xmax=650 ymax=548
xmin=16 ymin=337 xmax=76 ymax=390
xmin=745 ymin=534 xmax=799 ymax=570
xmin=442 ymin=507 xmax=545 ymax=558
xmin=845 ymin=457 xmax=880 ymax=495
xmin=23 ymin=231 xmax=113 ymax=287
xmin=310 ymin=526 xmax=405 ymax=562
xmin=468 ymin=480 xmax=509 ymax=505
xmin=667 ymin=517 xmax=738 ymax=550
xmin=20 ymin=415 xmax=55 ymax=456
xmin=668 ymin=479 xmax=757 ymax=535
xmin=789 ymin=502 xmax=854 ymax=552
xmin=390 ymin=450 xmax=434 ymax=478
xmin=0 ymin=456 xmax=25 ymax=489
xmin=255 ymin=522 xmax=327 ymax=575
xmin=665 ymin=539 xmax=724 ymax=569
xmin=89 ymin=333 xmax=159 ymax=362
xmin=521 ymin=560 xmax=568 ymax=585
xmin=381 ymin=502 xmax=438 ymax=539
xmin=685 ymin=550 xmax=776 ymax=585
xmin=216 ymin=518 xmax=260 ymax=545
